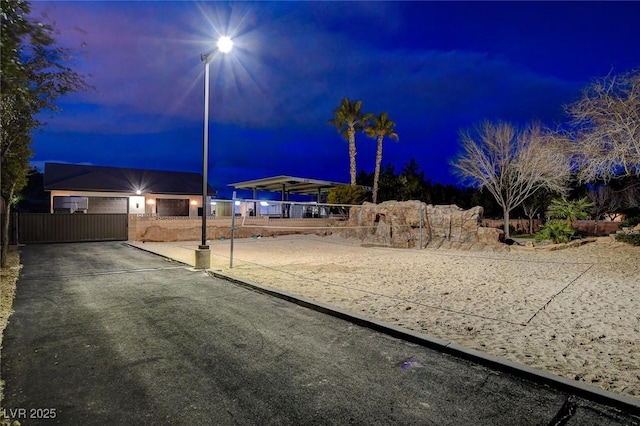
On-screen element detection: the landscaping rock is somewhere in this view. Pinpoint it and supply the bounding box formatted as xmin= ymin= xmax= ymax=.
xmin=341 ymin=201 xmax=502 ymax=248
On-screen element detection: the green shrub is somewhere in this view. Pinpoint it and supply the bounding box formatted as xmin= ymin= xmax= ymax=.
xmin=620 ymin=216 xmax=640 ymax=229
xmin=327 ymin=185 xmax=367 ymax=205
xmin=615 ymin=233 xmax=640 ymax=246
xmin=535 ymin=220 xmax=575 ymax=244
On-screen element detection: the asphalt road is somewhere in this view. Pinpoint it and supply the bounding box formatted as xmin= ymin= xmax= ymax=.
xmin=1 ymin=242 xmax=638 ymax=425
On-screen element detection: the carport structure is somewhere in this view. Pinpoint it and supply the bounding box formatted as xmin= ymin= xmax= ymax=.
xmin=229 ymin=175 xmax=351 ymax=202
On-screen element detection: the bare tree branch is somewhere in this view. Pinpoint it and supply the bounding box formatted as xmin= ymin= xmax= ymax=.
xmin=568 ymin=69 xmax=640 ymax=182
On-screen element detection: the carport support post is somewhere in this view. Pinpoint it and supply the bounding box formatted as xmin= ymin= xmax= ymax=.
xmin=253 ymin=188 xmax=257 ymax=218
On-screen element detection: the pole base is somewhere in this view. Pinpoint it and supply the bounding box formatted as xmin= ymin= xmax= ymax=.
xmin=195 ymin=248 xmax=211 ymax=269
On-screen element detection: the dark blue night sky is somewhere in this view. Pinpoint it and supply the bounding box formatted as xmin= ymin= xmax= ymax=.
xmin=30 ymin=1 xmax=640 ymax=198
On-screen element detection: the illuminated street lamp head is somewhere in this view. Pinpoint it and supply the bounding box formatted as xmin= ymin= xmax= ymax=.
xmin=217 ymin=36 xmax=233 ymax=53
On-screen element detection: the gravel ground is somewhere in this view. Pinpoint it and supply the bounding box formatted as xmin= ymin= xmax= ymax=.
xmin=1 ymin=246 xmax=20 ymax=423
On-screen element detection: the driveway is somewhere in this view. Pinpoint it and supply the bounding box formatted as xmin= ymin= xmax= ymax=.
xmin=1 ymin=242 xmax=637 ymax=425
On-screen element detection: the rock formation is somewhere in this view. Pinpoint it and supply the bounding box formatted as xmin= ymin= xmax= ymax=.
xmin=339 ymin=201 xmax=504 ymax=249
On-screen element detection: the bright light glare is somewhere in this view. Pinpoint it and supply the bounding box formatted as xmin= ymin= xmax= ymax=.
xmin=260 ymin=201 xmax=269 ymax=207
xmin=217 ymin=36 xmax=233 ymax=53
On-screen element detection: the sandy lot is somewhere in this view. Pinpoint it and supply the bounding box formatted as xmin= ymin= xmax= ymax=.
xmin=195 ymin=234 xmax=640 ymax=400
xmin=4 ymin=237 xmax=638 ymax=403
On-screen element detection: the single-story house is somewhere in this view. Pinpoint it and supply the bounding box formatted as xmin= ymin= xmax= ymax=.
xmin=44 ymin=162 xmax=215 ymax=217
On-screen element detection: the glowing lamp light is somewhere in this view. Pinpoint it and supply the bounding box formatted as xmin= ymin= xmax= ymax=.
xmin=217 ymin=36 xmax=233 ymax=53
xmin=190 ymin=200 xmax=198 ymax=206
xmin=260 ymin=201 xmax=269 ymax=207
xmin=135 ymin=190 xmax=142 ymax=195
xmin=234 ymin=201 xmax=241 ymax=206
xmin=146 ymin=199 xmax=155 ymax=205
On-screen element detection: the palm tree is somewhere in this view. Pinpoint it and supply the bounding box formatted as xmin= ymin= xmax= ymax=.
xmin=328 ymin=98 xmax=371 ymax=186
xmin=364 ymin=112 xmax=399 ymax=203
xmin=546 ymin=197 xmax=593 ymax=228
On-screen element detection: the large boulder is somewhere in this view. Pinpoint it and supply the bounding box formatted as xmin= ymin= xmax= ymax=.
xmin=342 ymin=201 xmax=500 ymax=248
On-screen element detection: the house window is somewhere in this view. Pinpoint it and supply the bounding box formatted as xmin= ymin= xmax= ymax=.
xmin=156 ymin=199 xmax=189 ymax=216
xmin=53 ymin=196 xmax=88 ymax=214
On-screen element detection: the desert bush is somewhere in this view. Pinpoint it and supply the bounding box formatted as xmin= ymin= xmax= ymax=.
xmin=535 ymin=220 xmax=575 ymax=244
xmin=327 ymin=185 xmax=367 ymax=205
xmin=615 ymin=233 xmax=640 ymax=246
xmin=620 ymin=215 xmax=640 ymax=228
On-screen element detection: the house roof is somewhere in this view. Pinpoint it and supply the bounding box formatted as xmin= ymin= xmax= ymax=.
xmin=44 ymin=163 xmax=215 ymax=196
xmin=228 ymin=175 xmax=352 ymax=196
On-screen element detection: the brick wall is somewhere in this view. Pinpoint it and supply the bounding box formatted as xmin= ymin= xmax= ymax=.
xmin=482 ymin=218 xmax=622 ymax=236
xmin=482 ymin=219 xmax=541 ymax=235
xmin=573 ymin=220 xmax=622 ymax=236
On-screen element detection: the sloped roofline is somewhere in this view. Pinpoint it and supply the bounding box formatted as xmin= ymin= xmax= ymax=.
xmin=44 ymin=162 xmax=215 ymax=196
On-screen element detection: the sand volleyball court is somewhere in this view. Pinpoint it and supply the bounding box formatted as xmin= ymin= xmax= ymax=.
xmin=145 ymin=234 xmax=640 ymax=399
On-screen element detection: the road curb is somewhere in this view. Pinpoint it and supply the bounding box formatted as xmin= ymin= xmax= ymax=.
xmin=210 ymin=269 xmax=640 ymax=417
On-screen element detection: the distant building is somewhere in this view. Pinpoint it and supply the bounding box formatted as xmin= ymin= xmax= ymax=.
xmin=44 ymin=163 xmax=215 ymax=217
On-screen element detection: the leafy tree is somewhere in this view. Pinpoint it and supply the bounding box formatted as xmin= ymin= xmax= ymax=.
xmin=15 ymin=167 xmax=48 ymax=212
xmin=328 ymin=98 xmax=371 ymax=186
xmin=363 ymin=112 xmax=399 ymax=204
xmin=327 ymin=184 xmax=366 ymax=218
xmin=521 ymin=188 xmax=553 ymax=235
xmin=397 ymin=158 xmax=426 ymax=201
xmin=327 ymin=185 xmax=366 ymax=205
xmin=467 ymin=187 xmax=501 ymax=217
xmin=546 ymin=197 xmax=593 ymax=228
xmin=373 ymin=163 xmax=399 ymax=202
xmin=451 ymin=121 xmax=571 ymax=238
xmin=1 ymin=0 xmax=88 ymax=267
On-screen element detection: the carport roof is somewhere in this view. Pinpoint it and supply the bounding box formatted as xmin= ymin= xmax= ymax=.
xmin=44 ymin=162 xmax=215 ymax=196
xmin=229 ymin=175 xmax=350 ymax=196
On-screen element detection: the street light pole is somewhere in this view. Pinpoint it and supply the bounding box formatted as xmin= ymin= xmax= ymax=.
xmin=200 ymin=57 xmax=211 ymax=250
xmin=195 ymin=36 xmax=233 ymax=270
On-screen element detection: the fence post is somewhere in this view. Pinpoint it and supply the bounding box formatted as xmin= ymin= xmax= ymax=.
xmin=230 ymin=192 xmax=236 ymax=268
xmin=13 ymin=212 xmax=19 ymax=245
xmin=419 ymin=202 xmax=423 ymax=249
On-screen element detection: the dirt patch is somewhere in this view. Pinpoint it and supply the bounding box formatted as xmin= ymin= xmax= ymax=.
xmin=1 ymin=247 xmax=20 ymax=423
